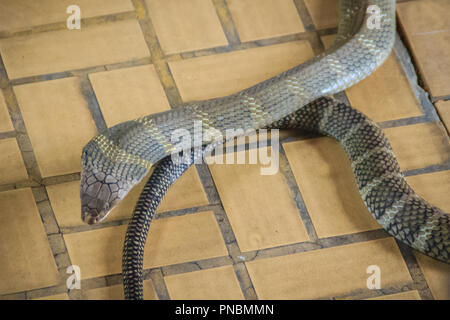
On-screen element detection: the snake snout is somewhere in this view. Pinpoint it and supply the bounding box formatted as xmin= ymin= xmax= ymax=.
xmin=81 ymin=195 xmax=111 ymax=225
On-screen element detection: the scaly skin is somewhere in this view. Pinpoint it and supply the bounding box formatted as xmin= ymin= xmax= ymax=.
xmin=122 ymin=97 xmax=449 ymax=300
xmin=80 ymin=0 xmax=396 ymax=224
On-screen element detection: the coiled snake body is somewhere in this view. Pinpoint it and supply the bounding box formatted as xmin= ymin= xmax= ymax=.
xmin=79 ymin=0 xmax=449 ymax=299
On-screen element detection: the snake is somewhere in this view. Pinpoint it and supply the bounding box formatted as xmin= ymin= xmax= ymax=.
xmin=78 ymin=0 xmax=449 ymax=299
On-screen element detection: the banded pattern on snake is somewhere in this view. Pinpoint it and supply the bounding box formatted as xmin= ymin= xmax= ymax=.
xmin=79 ymin=0 xmax=449 ymax=299
xmin=122 ymin=97 xmax=449 ymax=299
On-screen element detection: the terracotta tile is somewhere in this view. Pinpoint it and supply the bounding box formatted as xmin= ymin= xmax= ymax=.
xmin=145 ymin=0 xmax=228 ymax=54
xmin=165 ymin=266 xmax=244 ymax=300
xmin=0 ymin=0 xmax=134 ymax=32
xmin=227 ymin=0 xmax=304 ymax=42
xmin=82 ymin=281 xmax=157 ymax=300
xmin=435 ymin=100 xmax=450 ymax=132
xmin=397 ymin=0 xmax=450 ymax=97
xmin=208 ymin=147 xmax=309 ymax=252
xmin=0 ymin=90 xmax=13 ymax=132
xmin=0 ymin=138 xmax=28 ymax=185
xmin=156 ymin=166 xmax=209 ymax=213
xmin=415 ymin=253 xmax=450 ymax=300
xmin=169 ymin=41 xmax=314 ymax=101
xmin=83 ymin=285 xmax=123 ymax=300
xmin=89 ymin=65 xmax=171 ymax=127
xmin=321 ymin=34 xmax=423 ymax=122
xmin=397 ymin=0 xmax=450 ymax=34
xmin=404 ymin=32 xmax=450 ymax=97
xmin=48 ymin=166 xmax=208 ymax=228
xmin=367 ymin=290 xmax=421 ymax=300
xmin=34 ymin=293 xmax=70 ymax=300
xmin=304 ymin=0 xmax=339 ymax=29
xmin=0 ymin=19 xmax=150 ymax=79
xmin=46 ymin=181 xmax=82 ymax=228
xmin=14 ymin=77 xmax=98 ymax=177
xmin=320 ymin=34 xmax=336 ymax=49
xmin=346 ymin=54 xmax=423 ymax=122
xmin=246 ymin=238 xmax=411 ymax=299
xmin=283 ymin=138 xmax=380 ymax=238
xmin=143 ymin=211 xmax=227 ymax=268
xmin=64 ymin=211 xmax=227 ymax=279
xmin=406 ymin=171 xmax=450 ymax=212
xmin=383 ymin=123 xmax=450 ymax=171
xmin=0 ymin=188 xmax=60 ymax=295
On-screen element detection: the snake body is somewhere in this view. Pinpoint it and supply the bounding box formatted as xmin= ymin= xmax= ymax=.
xmin=78 ymin=0 xmax=449 ymax=299
xmin=122 ymin=148 xmax=203 ymax=299
xmin=123 ymin=97 xmax=449 ymax=299
xmin=81 ymin=0 xmax=395 ymax=223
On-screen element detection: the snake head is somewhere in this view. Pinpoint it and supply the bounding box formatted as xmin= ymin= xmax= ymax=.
xmin=80 ymin=168 xmax=129 ymax=225
xmin=80 ymin=136 xmax=142 ymax=225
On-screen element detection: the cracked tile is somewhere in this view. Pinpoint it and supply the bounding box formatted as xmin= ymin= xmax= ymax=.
xmin=397 ymin=0 xmax=450 ymax=97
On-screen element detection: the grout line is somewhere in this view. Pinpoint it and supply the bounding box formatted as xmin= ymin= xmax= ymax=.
xmin=78 ymin=74 xmax=108 ymax=133
xmin=1 ymin=0 xmax=447 ymax=301
xmin=278 ymin=145 xmax=319 ymax=241
xmin=148 ymin=268 xmax=171 ymax=300
xmin=394 ymin=240 xmax=434 ymax=300
xmin=403 ymin=163 xmax=450 ymax=177
xmin=194 ymin=162 xmax=259 ymax=300
xmin=0 ymin=130 xmax=16 ymax=139
xmin=211 ymin=0 xmax=241 ymax=47
xmin=432 ymin=94 xmax=450 ymax=102
xmin=160 ymin=256 xmax=233 ymax=278
xmin=0 ymin=54 xmax=76 ymax=300
xmin=131 ymin=0 xmax=184 ymax=108
xmin=293 ymin=0 xmax=325 ymax=56
xmin=292 ymin=0 xmax=316 ymax=32
xmin=3 ymin=29 xmax=337 ymax=88
xmin=392 ymin=35 xmax=440 ymax=123
xmin=0 ymin=11 xmax=137 ymax=39
xmin=330 ymin=282 xmax=419 ymax=300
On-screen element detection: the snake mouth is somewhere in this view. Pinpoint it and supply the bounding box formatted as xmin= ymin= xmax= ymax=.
xmin=83 ymin=213 xmax=100 ymax=225
xmin=81 ymin=194 xmax=112 ymax=225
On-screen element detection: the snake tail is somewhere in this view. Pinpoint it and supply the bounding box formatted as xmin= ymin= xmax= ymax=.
xmin=122 ymin=149 xmax=202 ymax=300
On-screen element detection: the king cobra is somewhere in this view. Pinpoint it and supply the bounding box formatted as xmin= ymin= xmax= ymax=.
xmin=79 ymin=0 xmax=449 ymax=299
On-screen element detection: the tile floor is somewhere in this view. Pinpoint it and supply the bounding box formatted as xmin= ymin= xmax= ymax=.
xmin=0 ymin=0 xmax=449 ymax=300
